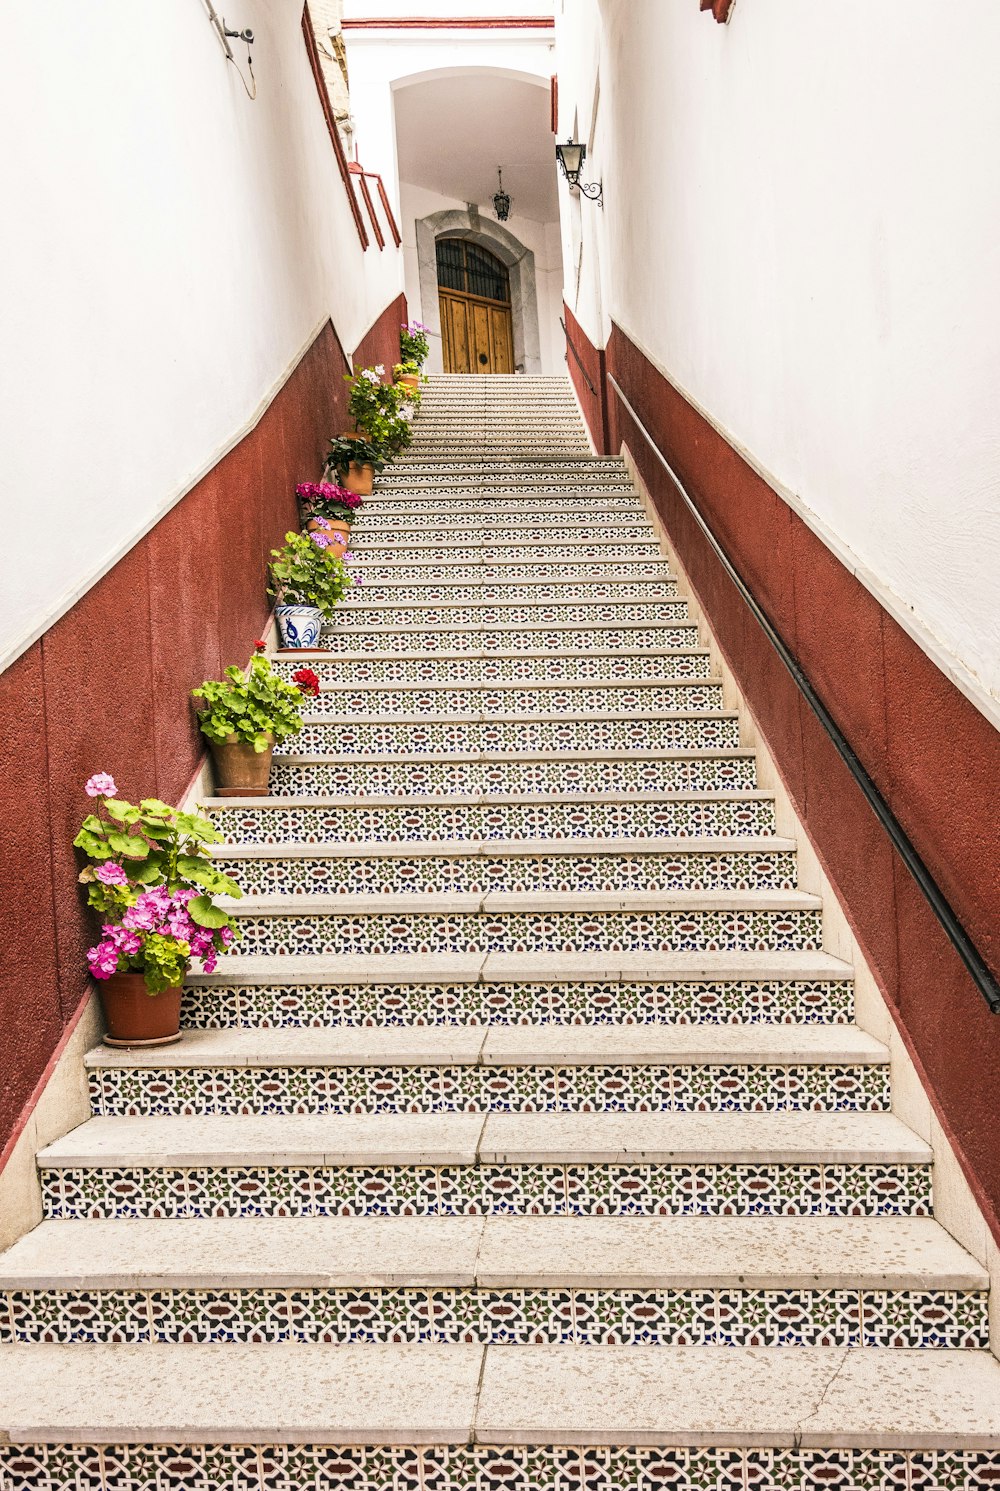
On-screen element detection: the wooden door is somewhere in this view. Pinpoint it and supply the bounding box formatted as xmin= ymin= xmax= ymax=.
xmin=439 ymin=289 xmax=514 ymax=374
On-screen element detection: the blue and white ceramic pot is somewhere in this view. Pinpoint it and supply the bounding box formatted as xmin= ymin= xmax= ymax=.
xmin=275 ymin=604 xmax=323 ymax=649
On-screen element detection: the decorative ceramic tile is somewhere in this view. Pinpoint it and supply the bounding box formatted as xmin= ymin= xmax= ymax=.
xmin=6 ymin=1445 xmax=996 ymax=1491
xmin=218 ymin=846 xmax=797 ymax=899
xmin=298 ymin=682 xmax=721 ymax=720
xmin=181 ymin=977 xmax=853 ymax=1032
xmin=46 ymin=1159 xmax=931 ymax=1220
xmin=227 ymin=905 xmax=822 ymax=958
xmin=314 ymin=624 xmax=701 ymax=656
xmin=326 ymin=601 xmax=693 ymax=632
xmin=208 ymin=796 xmax=776 ymax=847
xmin=287 ymin=715 xmax=739 ymax=756
xmin=273 ymin=653 xmax=712 ymax=685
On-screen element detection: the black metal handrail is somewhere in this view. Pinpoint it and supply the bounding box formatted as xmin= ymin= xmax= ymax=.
xmin=608 ymin=371 xmax=1000 ymax=1015
xmin=560 ymin=317 xmax=597 ymax=396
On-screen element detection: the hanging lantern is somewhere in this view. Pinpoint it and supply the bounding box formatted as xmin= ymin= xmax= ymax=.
xmin=492 ymin=167 xmax=512 ymax=222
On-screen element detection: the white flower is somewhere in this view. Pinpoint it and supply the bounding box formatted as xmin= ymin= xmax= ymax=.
xmin=374 ymin=364 xmax=385 ymax=375
xmin=361 ymin=369 xmax=379 ymax=384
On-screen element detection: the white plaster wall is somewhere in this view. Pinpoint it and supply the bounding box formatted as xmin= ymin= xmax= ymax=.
xmin=0 ymin=1 xmax=402 ymax=672
xmin=400 ymin=182 xmax=564 ymax=375
xmin=556 ymin=0 xmax=1000 ymax=719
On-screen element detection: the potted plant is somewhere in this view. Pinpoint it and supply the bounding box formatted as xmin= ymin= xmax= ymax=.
xmin=325 ymin=434 xmax=385 ymax=497
xmin=393 ymin=360 xmax=422 ymax=396
xmin=267 ymin=529 xmax=354 ymax=649
xmin=400 ymin=321 xmax=430 ymax=370
xmin=344 ymin=366 xmax=412 ymax=461
xmin=296 ymin=481 xmax=364 ymax=554
xmin=192 ymin=654 xmax=318 ymax=795
xmin=75 ymin=774 xmax=242 ymax=1046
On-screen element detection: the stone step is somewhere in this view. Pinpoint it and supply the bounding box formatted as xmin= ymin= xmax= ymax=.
xmin=2 ymin=1344 xmax=999 ymax=1465
xmin=285 ymin=712 xmax=739 ymax=756
xmin=206 ymin=792 xmax=777 ymax=845
xmin=270 ymin=649 xmax=714 ymax=684
xmin=220 ymin=889 xmax=824 ymax=957
xmin=294 ymin=681 xmax=724 ymax=720
xmin=314 ymin=622 xmax=702 ymax=655
xmin=36 ymin=1110 xmax=932 ymax=1221
xmin=212 ymin=836 xmax=797 ymax=898
xmin=183 ymin=949 xmax=855 ymax=1028
xmin=84 ymin=1022 xmax=889 ymax=1118
xmin=0 ymin=1216 xmax=985 ymax=1349
xmin=268 ymin=749 xmax=757 ymax=797
xmin=323 ymin=600 xmax=693 ymax=631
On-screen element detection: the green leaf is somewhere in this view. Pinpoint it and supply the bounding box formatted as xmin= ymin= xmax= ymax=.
xmin=188 ymin=895 xmax=230 ymax=928
xmin=107 ymin=831 xmax=149 ymax=860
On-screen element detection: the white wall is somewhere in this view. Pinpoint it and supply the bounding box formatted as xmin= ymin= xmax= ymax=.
xmin=556 ymin=0 xmax=1000 ymax=721
xmin=0 ymin=1 xmax=402 ymax=672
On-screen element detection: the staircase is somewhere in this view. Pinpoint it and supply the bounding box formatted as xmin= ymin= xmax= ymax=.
xmin=2 ymin=373 xmax=999 ymax=1486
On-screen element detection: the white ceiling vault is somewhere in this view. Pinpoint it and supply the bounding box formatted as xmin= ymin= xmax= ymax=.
xmin=393 ymin=72 xmax=559 ymax=223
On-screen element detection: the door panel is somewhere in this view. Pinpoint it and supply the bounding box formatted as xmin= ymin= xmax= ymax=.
xmin=439 ymin=288 xmax=515 ymax=375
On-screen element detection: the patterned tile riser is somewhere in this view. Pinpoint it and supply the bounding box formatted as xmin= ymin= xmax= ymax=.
xmin=218 ymin=850 xmax=798 ymax=898
xmin=361 ymin=512 xmax=645 ymax=530
xmin=225 ymin=908 xmax=823 ymax=957
xmin=352 ymin=543 xmax=663 ymax=560
xmin=324 ymin=602 xmax=692 ymax=630
xmin=181 ymin=980 xmax=854 ymax=1031
xmin=353 ymin=563 xmax=676 ymax=582
xmin=271 ymin=654 xmax=714 ymax=684
xmin=340 ymin=582 xmax=681 ymax=606
xmin=2 ymin=1284 xmax=984 ymax=1349
xmin=316 ymin=626 xmax=702 ymax=655
xmin=289 ymin=718 xmax=740 ymax=754
xmin=40 ymin=1161 xmax=932 ymax=1222
xmin=209 ymin=799 xmax=777 ymax=846
xmin=295 ymin=685 xmax=724 ymax=720
xmin=267 ymin=759 xmax=758 ymax=798
xmin=363 ymin=494 xmax=641 ymax=510
xmin=5 ymin=1444 xmax=999 ymax=1491
xmin=88 ymin=1063 xmax=889 ymax=1119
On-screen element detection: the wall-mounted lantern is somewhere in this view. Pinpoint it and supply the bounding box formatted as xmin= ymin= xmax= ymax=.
xmin=492 ymin=168 xmax=512 ymax=223
xmin=555 ymin=139 xmax=602 ymax=206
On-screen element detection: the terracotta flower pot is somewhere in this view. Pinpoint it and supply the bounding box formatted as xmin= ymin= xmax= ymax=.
xmin=100 ymin=972 xmax=183 ymax=1048
xmin=342 ymin=461 xmax=374 ymax=497
xmin=308 ymin=518 xmax=351 ymax=555
xmin=210 ymin=733 xmax=275 ymax=797
xmin=396 ymin=374 xmax=419 ymax=393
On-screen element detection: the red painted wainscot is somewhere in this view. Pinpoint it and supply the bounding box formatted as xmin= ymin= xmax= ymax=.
xmin=567 ymin=308 xmax=1000 ymax=1238
xmin=354 ymin=292 xmax=408 ymax=378
xmin=1 ymin=299 xmax=406 ymax=1165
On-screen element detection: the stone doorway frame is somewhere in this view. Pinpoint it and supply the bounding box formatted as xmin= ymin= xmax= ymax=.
xmin=416 ymin=208 xmax=542 ymax=375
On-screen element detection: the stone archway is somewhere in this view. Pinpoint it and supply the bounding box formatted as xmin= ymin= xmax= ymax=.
xmin=416 ymin=208 xmax=542 ymax=375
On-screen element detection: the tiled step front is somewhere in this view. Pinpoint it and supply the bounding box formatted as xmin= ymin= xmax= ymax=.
xmin=222 ymin=890 xmax=823 ymax=956
xmin=285 ymin=713 xmax=739 ymax=755
xmin=267 ymin=751 xmax=757 ymax=797
xmin=353 ymin=560 xmax=676 ymax=582
xmin=182 ymin=949 xmax=856 ymax=1028
xmin=212 ymin=837 xmax=798 ymax=897
xmin=83 ymin=1024 xmax=890 ymax=1118
xmin=1 ymin=1216 xmax=986 ymax=1348
xmin=206 ymin=793 xmax=777 ymax=845
xmin=36 ymin=1110 xmax=932 ymax=1220
xmin=271 ymin=650 xmax=714 ymax=684
xmin=351 ymin=539 xmax=662 ymax=560
xmin=295 ymin=680 xmax=723 ymax=719
xmin=323 ymin=600 xmax=693 ymax=631
xmin=341 ymin=579 xmax=681 ymax=606
xmin=316 ymin=622 xmax=703 ymax=654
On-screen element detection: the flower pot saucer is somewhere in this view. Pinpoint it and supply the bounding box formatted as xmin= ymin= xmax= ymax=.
xmin=103 ymin=1031 xmax=183 ymax=1049
xmin=212 ymin=787 xmax=272 ymax=798
xmin=276 ymin=647 xmax=333 ymax=654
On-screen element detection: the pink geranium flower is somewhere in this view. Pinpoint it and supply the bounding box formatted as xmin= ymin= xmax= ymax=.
xmin=85 ymin=773 xmax=117 ymax=798
xmin=95 ymin=863 xmax=128 ymax=887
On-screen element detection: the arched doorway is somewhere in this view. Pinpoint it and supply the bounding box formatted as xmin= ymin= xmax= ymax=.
xmin=415 ymin=208 xmax=543 ymax=374
xmin=436 ymin=238 xmax=515 ymax=375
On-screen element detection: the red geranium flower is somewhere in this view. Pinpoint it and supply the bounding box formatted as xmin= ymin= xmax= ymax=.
xmin=253 ymin=639 xmax=267 ymax=652
xmin=292 ymin=668 xmax=321 ymax=697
